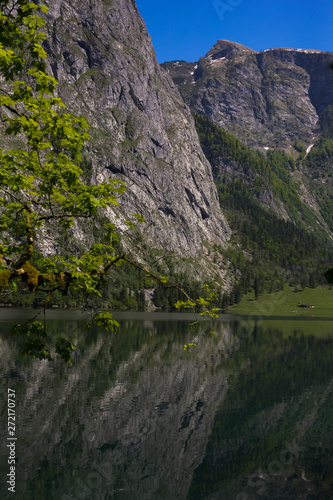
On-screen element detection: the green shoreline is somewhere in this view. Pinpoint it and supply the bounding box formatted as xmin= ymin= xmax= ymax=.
xmin=230 ymin=285 xmax=333 ymax=318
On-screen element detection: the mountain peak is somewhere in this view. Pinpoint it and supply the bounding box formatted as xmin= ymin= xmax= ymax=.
xmin=206 ymin=40 xmax=255 ymax=61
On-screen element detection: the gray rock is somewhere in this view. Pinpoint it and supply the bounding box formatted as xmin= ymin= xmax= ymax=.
xmin=163 ymin=40 xmax=333 ymax=149
xmin=41 ymin=1 xmax=230 ymax=257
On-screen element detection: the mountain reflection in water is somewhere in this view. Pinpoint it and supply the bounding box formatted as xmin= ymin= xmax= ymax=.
xmin=0 ymin=310 xmax=333 ymax=500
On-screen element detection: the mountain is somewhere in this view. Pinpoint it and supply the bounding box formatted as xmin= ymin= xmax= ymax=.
xmin=2 ymin=4 xmax=333 ymax=307
xmin=39 ymin=1 xmax=230 ymax=262
xmin=162 ymin=40 xmax=333 ymax=150
xmin=161 ymin=40 xmax=333 ymax=297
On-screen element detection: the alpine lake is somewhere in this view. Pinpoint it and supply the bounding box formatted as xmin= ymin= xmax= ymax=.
xmin=1 ymin=307 xmax=333 ymax=500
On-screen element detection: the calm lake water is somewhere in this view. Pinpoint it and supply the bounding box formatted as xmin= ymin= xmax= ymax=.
xmin=1 ymin=308 xmax=333 ymax=500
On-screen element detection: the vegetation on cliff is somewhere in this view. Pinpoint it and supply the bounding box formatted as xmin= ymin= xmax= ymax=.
xmin=194 ymin=114 xmax=333 ymax=307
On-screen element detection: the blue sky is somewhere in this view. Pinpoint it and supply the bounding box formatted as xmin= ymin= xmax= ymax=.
xmin=136 ymin=0 xmax=333 ymax=63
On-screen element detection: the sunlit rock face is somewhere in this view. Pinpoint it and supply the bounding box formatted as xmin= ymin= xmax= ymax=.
xmin=163 ymin=40 xmax=333 ymax=149
xmin=41 ymin=1 xmax=230 ymax=257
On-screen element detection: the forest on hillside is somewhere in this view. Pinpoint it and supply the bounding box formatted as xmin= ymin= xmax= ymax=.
xmin=195 ymin=114 xmax=333 ymax=307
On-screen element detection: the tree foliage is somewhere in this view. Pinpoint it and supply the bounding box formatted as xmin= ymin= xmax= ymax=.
xmin=0 ymin=1 xmax=218 ymax=362
xmin=0 ymin=0 xmax=132 ymax=362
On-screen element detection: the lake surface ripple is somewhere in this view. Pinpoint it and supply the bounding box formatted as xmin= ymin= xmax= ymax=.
xmin=1 ymin=309 xmax=333 ymax=500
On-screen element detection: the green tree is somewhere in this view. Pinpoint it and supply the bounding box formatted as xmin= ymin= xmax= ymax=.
xmin=0 ymin=0 xmax=132 ymax=362
xmin=253 ymin=275 xmax=263 ymax=300
xmin=0 ymin=1 xmax=219 ymax=362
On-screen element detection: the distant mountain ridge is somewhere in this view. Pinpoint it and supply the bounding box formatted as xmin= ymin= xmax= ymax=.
xmin=162 ymin=39 xmax=333 ymax=149
xmin=161 ymin=39 xmax=333 ymax=295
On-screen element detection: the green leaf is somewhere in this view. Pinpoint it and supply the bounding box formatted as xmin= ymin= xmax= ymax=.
xmin=55 ymin=338 xmax=76 ymax=365
xmin=21 ymin=337 xmax=52 ymax=361
xmin=131 ymin=213 xmax=145 ymax=223
xmin=86 ymin=312 xmax=119 ymax=333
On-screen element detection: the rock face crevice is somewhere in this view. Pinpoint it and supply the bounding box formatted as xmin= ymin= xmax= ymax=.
xmin=41 ymin=0 xmax=230 ymax=256
xmin=163 ymin=40 xmax=333 ymax=149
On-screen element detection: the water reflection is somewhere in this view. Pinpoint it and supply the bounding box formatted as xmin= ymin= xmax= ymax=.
xmin=0 ymin=311 xmax=333 ymax=499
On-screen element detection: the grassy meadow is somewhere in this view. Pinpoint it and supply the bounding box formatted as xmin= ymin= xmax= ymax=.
xmin=230 ymin=285 xmax=333 ymax=318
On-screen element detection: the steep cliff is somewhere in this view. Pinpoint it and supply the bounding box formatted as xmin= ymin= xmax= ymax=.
xmin=163 ymin=40 xmax=333 ymax=149
xmin=40 ymin=1 xmax=230 ymax=258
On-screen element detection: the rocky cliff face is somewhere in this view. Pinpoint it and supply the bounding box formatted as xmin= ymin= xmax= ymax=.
xmin=163 ymin=40 xmax=333 ymax=149
xmin=40 ymin=1 xmax=230 ymax=257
